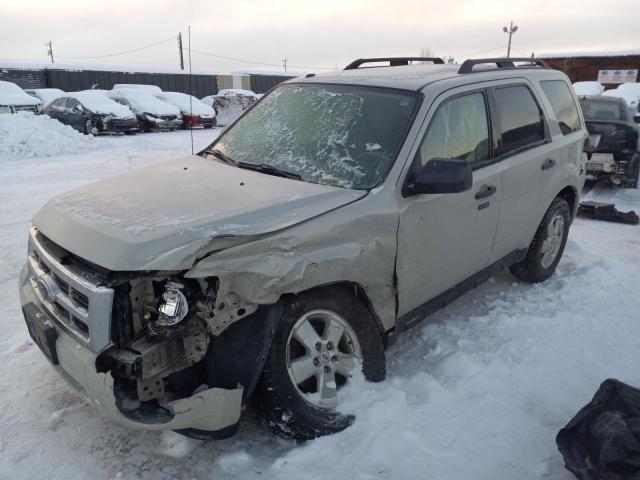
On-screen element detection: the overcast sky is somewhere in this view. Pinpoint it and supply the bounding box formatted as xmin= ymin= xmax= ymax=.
xmin=1 ymin=0 xmax=638 ymax=73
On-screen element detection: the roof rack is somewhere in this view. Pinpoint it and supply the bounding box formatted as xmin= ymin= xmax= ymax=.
xmin=344 ymin=57 xmax=445 ymax=70
xmin=457 ymin=57 xmax=549 ymax=74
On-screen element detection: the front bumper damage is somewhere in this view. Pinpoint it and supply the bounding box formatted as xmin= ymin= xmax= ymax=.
xmin=18 ymin=234 xmax=243 ymax=434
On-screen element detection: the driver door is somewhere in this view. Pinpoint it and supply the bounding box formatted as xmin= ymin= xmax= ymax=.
xmin=396 ymin=88 xmax=503 ymax=318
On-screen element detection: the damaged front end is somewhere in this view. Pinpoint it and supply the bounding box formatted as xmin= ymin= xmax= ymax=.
xmin=19 ymin=227 xmax=275 ymax=437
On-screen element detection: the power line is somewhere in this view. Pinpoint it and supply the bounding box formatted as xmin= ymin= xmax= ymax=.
xmin=185 ymin=47 xmax=336 ymax=70
xmin=57 ymin=35 xmax=177 ymax=60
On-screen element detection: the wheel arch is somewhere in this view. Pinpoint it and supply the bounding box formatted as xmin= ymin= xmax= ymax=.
xmin=556 ymin=185 xmax=578 ymax=219
xmin=280 ymin=281 xmax=389 ymax=343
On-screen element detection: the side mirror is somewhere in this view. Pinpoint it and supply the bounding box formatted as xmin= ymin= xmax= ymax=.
xmin=73 ymin=105 xmax=83 ymax=113
xmin=405 ymin=158 xmax=472 ymax=196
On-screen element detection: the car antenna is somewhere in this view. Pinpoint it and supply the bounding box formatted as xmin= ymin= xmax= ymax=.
xmin=188 ymin=25 xmax=194 ymax=155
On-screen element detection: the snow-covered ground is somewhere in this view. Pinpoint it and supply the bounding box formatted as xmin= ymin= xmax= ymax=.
xmin=1 ymin=123 xmax=639 ymax=479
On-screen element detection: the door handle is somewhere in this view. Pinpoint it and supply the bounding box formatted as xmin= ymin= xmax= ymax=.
xmin=475 ymin=184 xmax=497 ymax=200
xmin=541 ymin=158 xmax=557 ymax=170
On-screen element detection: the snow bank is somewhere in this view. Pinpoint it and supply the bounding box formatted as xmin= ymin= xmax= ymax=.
xmin=572 ymin=81 xmax=604 ymax=96
xmin=0 ymin=112 xmax=100 ymax=158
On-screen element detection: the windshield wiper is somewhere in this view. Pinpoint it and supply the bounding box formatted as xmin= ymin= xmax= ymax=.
xmin=209 ymin=148 xmax=237 ymax=167
xmin=236 ymin=162 xmax=302 ymax=181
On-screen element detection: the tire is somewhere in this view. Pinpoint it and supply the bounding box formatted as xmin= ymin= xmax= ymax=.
xmin=624 ymin=154 xmax=639 ymax=189
xmin=253 ymin=286 xmax=385 ymax=440
xmin=510 ymin=197 xmax=571 ymax=283
xmin=84 ymin=119 xmax=94 ymax=136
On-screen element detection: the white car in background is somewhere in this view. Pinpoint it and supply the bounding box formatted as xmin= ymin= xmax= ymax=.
xmin=602 ymin=87 xmax=640 ymax=114
xmin=109 ymin=88 xmax=183 ymax=131
xmin=0 ymin=80 xmax=42 ymax=114
xmin=201 ymin=89 xmax=258 ymax=126
xmin=572 ymin=81 xmax=604 ymax=96
xmin=24 ymin=88 xmax=66 ymax=109
xmin=155 ymin=91 xmax=216 ymax=128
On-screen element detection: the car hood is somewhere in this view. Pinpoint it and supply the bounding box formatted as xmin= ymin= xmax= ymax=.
xmin=0 ymin=94 xmax=41 ymax=106
xmin=33 ymin=155 xmax=367 ymax=271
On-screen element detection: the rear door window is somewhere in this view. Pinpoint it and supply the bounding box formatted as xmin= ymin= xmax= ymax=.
xmin=540 ymin=80 xmax=581 ymax=134
xmin=493 ymin=85 xmax=545 ymax=155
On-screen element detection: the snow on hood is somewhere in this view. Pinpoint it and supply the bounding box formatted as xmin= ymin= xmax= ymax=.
xmin=33 ymin=155 xmax=366 ymax=270
xmin=155 ymin=92 xmax=215 ymax=118
xmin=69 ymin=91 xmax=134 ymax=117
xmin=573 ymin=81 xmax=604 ymax=96
xmin=109 ymin=89 xmax=180 ymax=117
xmin=0 ymin=81 xmax=41 ymax=106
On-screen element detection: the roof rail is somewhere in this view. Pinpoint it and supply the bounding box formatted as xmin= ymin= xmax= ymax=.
xmin=344 ymin=57 xmax=445 ymax=70
xmin=457 ymin=57 xmax=549 ymax=74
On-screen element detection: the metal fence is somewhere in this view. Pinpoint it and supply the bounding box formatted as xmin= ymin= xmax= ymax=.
xmin=2 ymin=66 xmax=297 ymax=97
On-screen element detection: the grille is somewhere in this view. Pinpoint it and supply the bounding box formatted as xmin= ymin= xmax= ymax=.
xmin=13 ymin=105 xmax=38 ymax=113
xmin=27 ymin=228 xmax=115 ymax=353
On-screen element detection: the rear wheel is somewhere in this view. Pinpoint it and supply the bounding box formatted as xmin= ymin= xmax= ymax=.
xmin=253 ymin=286 xmax=385 ymax=440
xmin=510 ymin=197 xmax=571 ymax=283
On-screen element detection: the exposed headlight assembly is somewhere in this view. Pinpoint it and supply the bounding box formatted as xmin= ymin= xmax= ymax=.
xmin=156 ymin=282 xmax=189 ymax=327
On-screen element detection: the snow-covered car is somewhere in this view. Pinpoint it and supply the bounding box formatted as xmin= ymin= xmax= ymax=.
xmin=572 ymin=81 xmax=604 ymax=96
xmin=46 ymin=92 xmax=138 ymax=135
xmin=20 ymin=57 xmax=585 ymax=442
xmin=109 ymin=88 xmax=183 ymax=131
xmin=0 ymin=80 xmax=42 ymax=114
xmin=614 ymin=83 xmax=640 ymax=113
xmin=113 ymin=83 xmax=163 ymax=94
xmin=24 ymin=88 xmax=65 ymax=109
xmin=602 ymin=87 xmax=640 ymax=114
xmin=201 ymin=89 xmax=258 ymax=127
xmin=580 ymin=95 xmax=640 ymax=187
xmin=155 ymin=91 xmax=216 ymax=128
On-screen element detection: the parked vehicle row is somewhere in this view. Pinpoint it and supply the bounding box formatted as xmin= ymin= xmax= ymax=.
xmin=0 ymin=79 xmax=224 ymax=135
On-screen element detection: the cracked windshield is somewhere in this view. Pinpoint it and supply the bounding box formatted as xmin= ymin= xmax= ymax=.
xmin=211 ymin=83 xmax=419 ymax=189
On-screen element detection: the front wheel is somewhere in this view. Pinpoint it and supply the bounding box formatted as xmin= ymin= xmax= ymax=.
xmin=84 ymin=119 xmax=97 ymax=136
xmin=510 ymin=196 xmax=571 ymax=283
xmin=253 ymin=286 xmax=385 ymax=440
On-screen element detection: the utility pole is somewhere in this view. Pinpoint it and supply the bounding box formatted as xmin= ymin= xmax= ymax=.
xmin=282 ymin=58 xmax=288 ymax=72
xmin=502 ymin=21 xmax=518 ymax=58
xmin=177 ymin=32 xmax=184 ymax=70
xmin=45 ymin=41 xmax=54 ymax=63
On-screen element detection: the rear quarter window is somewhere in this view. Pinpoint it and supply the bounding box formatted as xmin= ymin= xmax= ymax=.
xmin=493 ymin=85 xmax=545 ymax=156
xmin=540 ymin=80 xmax=582 ymax=135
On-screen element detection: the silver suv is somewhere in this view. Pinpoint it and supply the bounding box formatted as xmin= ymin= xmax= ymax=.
xmin=19 ymin=57 xmax=586 ymax=440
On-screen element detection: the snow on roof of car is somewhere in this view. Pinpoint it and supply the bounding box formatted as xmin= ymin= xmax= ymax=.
xmin=217 ymin=88 xmax=257 ymax=97
xmin=113 ymin=84 xmax=163 ymax=94
xmin=68 ymin=91 xmax=134 ymax=117
xmin=0 ymin=80 xmax=42 ymax=106
xmin=601 ymin=89 xmax=640 ymax=109
xmin=25 ymin=88 xmax=66 ymax=105
xmin=109 ymin=88 xmax=180 ymax=116
xmin=572 ymin=81 xmax=604 ymax=96
xmin=154 ymin=91 xmax=215 ymax=117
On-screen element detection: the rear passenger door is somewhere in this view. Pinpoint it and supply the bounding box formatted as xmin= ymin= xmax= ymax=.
xmin=488 ymin=82 xmax=557 ymax=261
